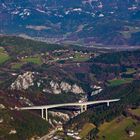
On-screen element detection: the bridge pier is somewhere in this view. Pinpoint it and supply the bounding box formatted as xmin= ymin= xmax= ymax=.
xmin=84 ymin=105 xmax=87 ymax=111
xmin=41 ymin=108 xmax=48 ymax=121
xmin=80 ymin=105 xmax=83 ymax=113
xmin=41 ymin=109 xmax=44 ymax=119
xmin=80 ymin=105 xmax=87 ymax=113
xmin=45 ymin=108 xmax=48 ymax=121
xmin=107 ymin=102 xmax=110 ymax=107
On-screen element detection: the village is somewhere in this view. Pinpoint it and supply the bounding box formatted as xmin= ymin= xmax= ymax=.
xmin=15 ymin=49 xmax=96 ymax=65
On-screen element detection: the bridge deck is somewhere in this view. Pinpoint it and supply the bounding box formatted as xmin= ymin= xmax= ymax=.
xmin=19 ymin=99 xmax=120 ymax=110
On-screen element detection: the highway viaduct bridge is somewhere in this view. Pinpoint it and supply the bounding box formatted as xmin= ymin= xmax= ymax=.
xmin=19 ymin=99 xmax=120 ymax=121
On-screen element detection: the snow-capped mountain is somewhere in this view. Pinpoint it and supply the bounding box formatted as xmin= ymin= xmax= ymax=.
xmin=0 ymin=0 xmax=140 ymax=46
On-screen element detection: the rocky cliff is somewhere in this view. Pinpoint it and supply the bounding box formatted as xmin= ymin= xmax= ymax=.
xmin=10 ymin=72 xmax=85 ymax=94
xmin=49 ymin=81 xmax=85 ymax=94
xmin=11 ymin=71 xmax=34 ymax=90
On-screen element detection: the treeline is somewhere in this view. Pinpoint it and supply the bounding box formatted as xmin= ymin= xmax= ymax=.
xmin=91 ymin=64 xmax=126 ymax=75
xmin=89 ymin=50 xmax=140 ymax=80
xmin=130 ymin=32 xmax=140 ymax=45
xmin=0 ymin=36 xmax=65 ymax=55
xmin=90 ymin=50 xmax=140 ymax=64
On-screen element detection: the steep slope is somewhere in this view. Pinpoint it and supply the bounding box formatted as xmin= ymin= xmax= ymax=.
xmin=0 ymin=36 xmax=140 ymax=139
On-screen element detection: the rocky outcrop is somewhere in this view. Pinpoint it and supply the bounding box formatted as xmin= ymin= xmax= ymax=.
xmin=50 ymin=81 xmax=61 ymax=94
xmin=0 ymin=104 xmax=5 ymax=109
xmin=50 ymin=81 xmax=85 ymax=94
xmin=19 ymin=96 xmax=34 ymax=106
xmin=11 ymin=71 xmax=34 ymax=90
xmin=9 ymin=129 xmax=17 ymax=134
xmin=60 ymin=82 xmax=72 ymax=92
xmin=91 ymin=85 xmax=103 ymax=96
xmin=0 ymin=119 xmax=3 ymax=123
xmin=71 ymin=84 xmax=84 ymax=94
xmin=50 ymin=111 xmax=70 ymax=122
xmin=10 ymin=72 xmax=85 ymax=94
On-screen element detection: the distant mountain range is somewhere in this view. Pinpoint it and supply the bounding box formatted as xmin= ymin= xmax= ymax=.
xmin=0 ymin=0 xmax=140 ymax=46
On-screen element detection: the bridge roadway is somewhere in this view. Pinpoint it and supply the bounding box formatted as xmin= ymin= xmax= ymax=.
xmin=19 ymin=99 xmax=120 ymax=121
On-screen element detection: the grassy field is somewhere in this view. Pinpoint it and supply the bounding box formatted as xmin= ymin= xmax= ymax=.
xmin=22 ymin=56 xmax=42 ymax=65
xmin=125 ymin=68 xmax=136 ymax=74
xmin=0 ymin=47 xmax=10 ymax=65
xmin=130 ymin=108 xmax=140 ymax=117
xmin=11 ymin=55 xmax=42 ymax=69
xmin=73 ymin=53 xmax=89 ymax=62
xmin=120 ymin=26 xmax=140 ymax=39
xmin=98 ymin=116 xmax=140 ymax=140
xmin=79 ymin=123 xmax=96 ymax=139
xmin=11 ymin=63 xmax=24 ymax=69
xmin=108 ymin=78 xmax=133 ymax=87
xmin=0 ymin=47 xmax=5 ymax=52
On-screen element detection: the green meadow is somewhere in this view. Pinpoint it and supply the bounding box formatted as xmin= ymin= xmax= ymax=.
xmin=108 ymin=78 xmax=133 ymax=87
xmin=0 ymin=47 xmax=10 ymax=65
xmin=98 ymin=116 xmax=140 ymax=140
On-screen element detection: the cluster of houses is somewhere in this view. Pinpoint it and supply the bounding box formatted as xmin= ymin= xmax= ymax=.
xmin=128 ymin=131 xmax=136 ymax=137
xmin=16 ymin=49 xmax=95 ymax=65
xmin=66 ymin=129 xmax=81 ymax=140
xmin=51 ymin=126 xmax=82 ymax=140
xmin=51 ymin=129 xmax=82 ymax=140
